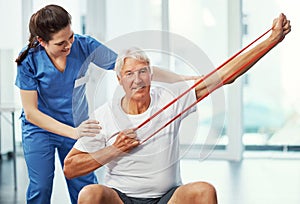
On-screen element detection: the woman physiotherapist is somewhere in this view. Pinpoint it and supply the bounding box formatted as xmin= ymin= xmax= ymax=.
xmin=15 ymin=4 xmax=190 ymax=204
xmin=14 ymin=4 xmax=114 ymax=204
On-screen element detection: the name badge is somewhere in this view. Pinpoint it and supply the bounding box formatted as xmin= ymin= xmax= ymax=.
xmin=74 ymin=75 xmax=89 ymax=88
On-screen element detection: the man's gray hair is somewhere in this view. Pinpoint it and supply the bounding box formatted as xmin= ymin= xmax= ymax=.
xmin=115 ymin=47 xmax=152 ymax=76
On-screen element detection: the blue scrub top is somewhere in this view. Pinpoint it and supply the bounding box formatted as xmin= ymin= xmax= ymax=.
xmin=15 ymin=34 xmax=117 ymax=133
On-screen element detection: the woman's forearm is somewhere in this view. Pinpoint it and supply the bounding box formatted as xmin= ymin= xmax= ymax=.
xmin=152 ymin=66 xmax=197 ymax=83
xmin=25 ymin=108 xmax=76 ymax=138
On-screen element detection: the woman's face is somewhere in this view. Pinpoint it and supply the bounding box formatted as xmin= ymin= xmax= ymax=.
xmin=39 ymin=24 xmax=74 ymax=58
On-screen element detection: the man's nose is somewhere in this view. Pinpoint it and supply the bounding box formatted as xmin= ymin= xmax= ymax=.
xmin=133 ymin=72 xmax=142 ymax=83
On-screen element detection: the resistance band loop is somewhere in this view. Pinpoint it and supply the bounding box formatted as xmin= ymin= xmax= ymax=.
xmin=134 ymin=28 xmax=272 ymax=133
xmin=141 ymin=28 xmax=277 ymax=144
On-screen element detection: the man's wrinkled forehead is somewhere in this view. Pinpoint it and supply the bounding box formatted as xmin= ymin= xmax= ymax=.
xmin=121 ymin=58 xmax=149 ymax=72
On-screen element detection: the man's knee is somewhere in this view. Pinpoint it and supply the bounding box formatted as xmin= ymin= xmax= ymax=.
xmin=192 ymin=182 xmax=216 ymax=194
xmin=173 ymin=181 xmax=217 ymax=203
xmin=188 ymin=182 xmax=217 ymax=202
xmin=78 ymin=184 xmax=104 ymax=204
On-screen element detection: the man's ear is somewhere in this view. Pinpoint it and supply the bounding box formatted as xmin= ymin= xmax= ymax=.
xmin=37 ymin=37 xmax=46 ymax=47
xmin=117 ymin=75 xmax=122 ymax=85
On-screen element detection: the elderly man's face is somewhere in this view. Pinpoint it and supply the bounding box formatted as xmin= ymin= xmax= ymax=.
xmin=119 ymin=57 xmax=152 ymax=101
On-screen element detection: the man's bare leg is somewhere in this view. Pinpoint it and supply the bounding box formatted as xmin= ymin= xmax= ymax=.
xmin=168 ymin=182 xmax=217 ymax=204
xmin=78 ymin=184 xmax=123 ymax=204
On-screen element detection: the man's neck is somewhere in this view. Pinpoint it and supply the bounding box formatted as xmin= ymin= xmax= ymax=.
xmin=121 ymin=97 xmax=151 ymax=115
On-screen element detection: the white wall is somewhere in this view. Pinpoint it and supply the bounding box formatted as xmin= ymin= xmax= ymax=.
xmin=0 ymin=50 xmax=17 ymax=153
xmin=0 ymin=0 xmax=22 ymax=153
xmin=0 ymin=0 xmax=22 ymax=49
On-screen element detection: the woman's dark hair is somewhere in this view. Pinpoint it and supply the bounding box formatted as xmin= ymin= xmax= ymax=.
xmin=15 ymin=4 xmax=72 ymax=65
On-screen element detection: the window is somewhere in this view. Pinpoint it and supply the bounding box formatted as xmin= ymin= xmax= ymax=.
xmin=242 ymin=0 xmax=300 ymax=151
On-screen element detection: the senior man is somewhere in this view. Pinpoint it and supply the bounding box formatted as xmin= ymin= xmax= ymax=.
xmin=64 ymin=13 xmax=290 ymax=204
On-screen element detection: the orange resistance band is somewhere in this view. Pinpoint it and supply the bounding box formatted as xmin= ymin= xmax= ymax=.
xmin=134 ymin=28 xmax=273 ymax=133
xmin=107 ymin=27 xmax=274 ymax=143
xmin=140 ymin=28 xmax=277 ymax=144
